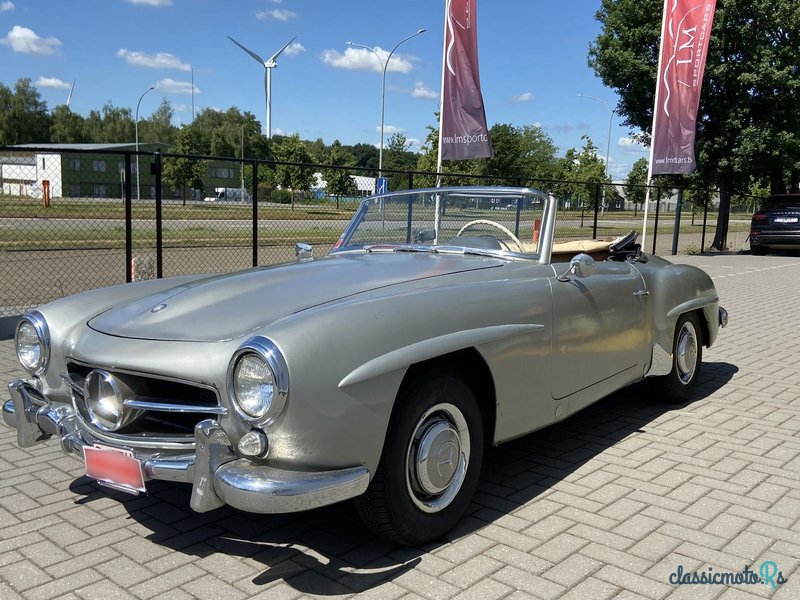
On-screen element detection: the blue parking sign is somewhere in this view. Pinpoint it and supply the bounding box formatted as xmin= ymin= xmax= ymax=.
xmin=377 ymin=176 xmax=388 ymax=195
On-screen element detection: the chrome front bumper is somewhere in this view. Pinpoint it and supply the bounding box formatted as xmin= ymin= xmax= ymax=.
xmin=3 ymin=380 xmax=369 ymax=514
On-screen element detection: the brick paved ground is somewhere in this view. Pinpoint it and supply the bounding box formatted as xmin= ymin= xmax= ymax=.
xmin=1 ymin=253 xmax=799 ymax=600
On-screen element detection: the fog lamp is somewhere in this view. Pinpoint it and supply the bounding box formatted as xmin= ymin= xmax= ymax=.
xmin=237 ymin=430 xmax=269 ymax=457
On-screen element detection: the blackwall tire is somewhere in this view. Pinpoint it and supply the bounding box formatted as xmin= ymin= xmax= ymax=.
xmin=355 ymin=373 xmax=483 ymax=545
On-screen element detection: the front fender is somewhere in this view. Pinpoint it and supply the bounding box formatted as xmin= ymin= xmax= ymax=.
xmin=338 ymin=324 xmax=544 ymax=389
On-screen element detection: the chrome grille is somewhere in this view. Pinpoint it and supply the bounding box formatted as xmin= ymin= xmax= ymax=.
xmin=65 ymin=361 xmax=223 ymax=440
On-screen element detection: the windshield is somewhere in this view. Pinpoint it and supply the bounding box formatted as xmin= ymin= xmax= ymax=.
xmin=334 ymin=187 xmax=548 ymax=257
xmin=764 ymin=196 xmax=800 ymax=211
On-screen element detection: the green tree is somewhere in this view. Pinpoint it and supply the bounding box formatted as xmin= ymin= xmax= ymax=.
xmin=625 ymin=157 xmax=649 ymax=213
xmin=556 ymin=136 xmax=609 ymax=207
xmin=273 ymin=133 xmax=313 ymax=194
xmin=50 ymin=106 xmax=86 ymax=143
xmin=0 ymin=79 xmax=51 ymax=144
xmin=589 ymin=0 xmax=800 ymax=249
xmin=384 ymin=132 xmax=417 ymax=173
xmin=139 ymin=97 xmax=176 ymax=146
xmin=323 ymin=140 xmax=356 ymax=197
xmin=163 ymin=125 xmax=207 ymax=202
xmin=349 ymin=143 xmax=380 ymax=170
xmin=481 ymin=123 xmax=561 ymax=185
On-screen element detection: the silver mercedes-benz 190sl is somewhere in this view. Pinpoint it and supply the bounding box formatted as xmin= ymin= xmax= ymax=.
xmin=4 ymin=187 xmax=728 ymax=545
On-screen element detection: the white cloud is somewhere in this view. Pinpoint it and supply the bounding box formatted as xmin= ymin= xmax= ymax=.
xmin=510 ymin=92 xmax=534 ymax=103
xmin=126 ymin=0 xmax=173 ymax=6
xmin=283 ymin=42 xmax=305 ymax=57
xmin=2 ymin=26 xmax=61 ymax=55
xmin=321 ymin=47 xmax=414 ymax=73
xmin=0 ymin=2 xmax=15 ymax=13
xmin=379 ymin=125 xmax=404 ymax=135
xmin=35 ymin=76 xmax=71 ymax=89
xmin=405 ymin=137 xmax=422 ymax=151
xmin=412 ymin=81 xmax=437 ymax=99
xmin=617 ymin=136 xmax=648 ymax=153
xmin=256 ymin=9 xmax=296 ymax=21
xmin=272 ymin=127 xmax=288 ymax=136
xmin=116 ymin=48 xmax=190 ymax=71
xmin=155 ymin=78 xmax=199 ymax=95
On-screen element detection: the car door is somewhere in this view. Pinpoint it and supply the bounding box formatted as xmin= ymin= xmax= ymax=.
xmin=549 ymin=259 xmax=649 ymax=403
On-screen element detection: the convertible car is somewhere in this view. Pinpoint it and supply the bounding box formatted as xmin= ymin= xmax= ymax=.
xmin=4 ymin=187 xmax=727 ymax=545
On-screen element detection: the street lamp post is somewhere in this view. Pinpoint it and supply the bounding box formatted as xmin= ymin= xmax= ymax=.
xmin=578 ymin=93 xmax=614 ymax=216
xmin=347 ymin=28 xmax=426 ymax=177
xmin=135 ymin=86 xmax=155 ymax=202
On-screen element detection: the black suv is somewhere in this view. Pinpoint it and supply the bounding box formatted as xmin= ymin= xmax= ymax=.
xmin=750 ymin=194 xmax=800 ymax=255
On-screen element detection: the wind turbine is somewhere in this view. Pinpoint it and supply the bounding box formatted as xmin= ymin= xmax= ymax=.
xmin=66 ymin=80 xmax=76 ymax=108
xmin=227 ymin=35 xmax=296 ymax=138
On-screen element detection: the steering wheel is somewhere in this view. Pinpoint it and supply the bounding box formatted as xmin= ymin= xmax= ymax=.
xmin=456 ymin=219 xmax=525 ymax=252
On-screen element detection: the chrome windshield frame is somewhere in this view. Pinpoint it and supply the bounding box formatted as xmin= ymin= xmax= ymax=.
xmin=331 ymin=186 xmax=554 ymax=263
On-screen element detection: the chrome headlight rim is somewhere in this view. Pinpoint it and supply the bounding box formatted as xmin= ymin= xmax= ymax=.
xmin=15 ymin=311 xmax=50 ymax=375
xmin=227 ymin=336 xmax=289 ymax=427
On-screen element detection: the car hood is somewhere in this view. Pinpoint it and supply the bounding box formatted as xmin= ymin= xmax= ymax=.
xmin=87 ymin=253 xmax=504 ymax=342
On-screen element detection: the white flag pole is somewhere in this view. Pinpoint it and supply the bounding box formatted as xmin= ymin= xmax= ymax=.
xmin=434 ymin=0 xmax=451 ymax=242
xmin=641 ymin=0 xmax=671 ymax=252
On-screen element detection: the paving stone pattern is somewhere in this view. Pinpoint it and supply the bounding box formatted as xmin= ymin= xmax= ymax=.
xmin=1 ymin=254 xmax=799 ymax=599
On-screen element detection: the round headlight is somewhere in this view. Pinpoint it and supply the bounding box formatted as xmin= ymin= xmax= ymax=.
xmin=15 ymin=313 xmax=49 ymax=374
xmin=233 ymin=353 xmax=275 ymax=419
xmin=228 ymin=336 xmax=289 ymax=426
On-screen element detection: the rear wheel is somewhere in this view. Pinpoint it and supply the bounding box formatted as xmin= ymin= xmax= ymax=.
xmin=657 ymin=312 xmax=703 ymax=403
xmin=355 ymin=373 xmax=483 ymax=545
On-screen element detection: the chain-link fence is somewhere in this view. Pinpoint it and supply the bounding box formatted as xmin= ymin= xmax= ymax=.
xmin=0 ymin=146 xmax=759 ymax=317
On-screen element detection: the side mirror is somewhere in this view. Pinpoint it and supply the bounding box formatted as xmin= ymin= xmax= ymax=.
xmin=557 ymin=253 xmax=596 ymax=282
xmin=295 ymin=242 xmax=313 ymax=262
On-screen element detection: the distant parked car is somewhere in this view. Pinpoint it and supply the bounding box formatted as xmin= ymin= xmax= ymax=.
xmin=750 ymin=194 xmax=800 ymax=255
xmin=4 ymin=187 xmax=728 ymax=545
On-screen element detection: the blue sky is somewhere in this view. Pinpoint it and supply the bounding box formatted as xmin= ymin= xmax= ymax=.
xmin=0 ymin=0 xmax=649 ymax=179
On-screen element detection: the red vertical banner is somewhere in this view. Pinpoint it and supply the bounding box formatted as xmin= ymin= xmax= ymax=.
xmin=651 ymin=0 xmax=717 ymax=175
xmin=439 ymin=0 xmax=493 ymax=161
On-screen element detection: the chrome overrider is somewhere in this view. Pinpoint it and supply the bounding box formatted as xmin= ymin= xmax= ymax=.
xmin=3 ymin=380 xmax=369 ymax=513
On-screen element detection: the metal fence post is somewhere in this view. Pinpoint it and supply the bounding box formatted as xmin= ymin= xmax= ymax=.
xmin=252 ymin=160 xmax=259 ymax=268
xmin=652 ymin=187 xmax=661 ymax=255
xmin=154 ymin=150 xmax=163 ymax=278
xmin=671 ymin=188 xmax=683 ymax=256
xmin=701 ymin=199 xmax=709 ymax=252
xmin=592 ymin=182 xmax=600 ymax=239
xmin=124 ymin=152 xmax=133 ymax=283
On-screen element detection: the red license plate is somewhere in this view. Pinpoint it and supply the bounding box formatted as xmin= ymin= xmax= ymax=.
xmin=83 ymin=445 xmax=146 ymax=494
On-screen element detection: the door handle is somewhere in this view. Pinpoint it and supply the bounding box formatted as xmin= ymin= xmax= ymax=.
xmin=633 ymin=290 xmax=649 ymax=297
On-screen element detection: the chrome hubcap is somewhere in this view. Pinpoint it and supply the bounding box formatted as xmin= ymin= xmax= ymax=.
xmin=406 ymin=403 xmax=470 ymax=513
xmin=676 ymin=322 xmax=698 ymax=384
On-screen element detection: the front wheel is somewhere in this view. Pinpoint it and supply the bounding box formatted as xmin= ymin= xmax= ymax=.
xmin=657 ymin=312 xmax=703 ymax=403
xmin=355 ymin=374 xmax=483 ymax=545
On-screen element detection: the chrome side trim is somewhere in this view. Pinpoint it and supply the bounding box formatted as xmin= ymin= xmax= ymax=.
xmin=123 ymin=398 xmax=228 ymax=415
xmin=645 ymin=343 xmax=673 ymax=378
